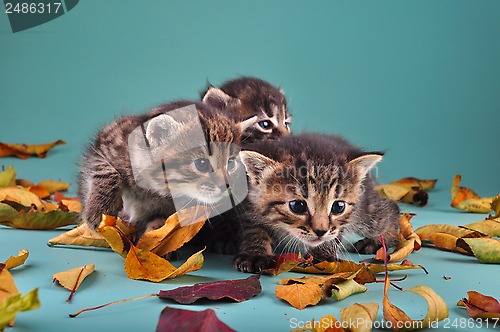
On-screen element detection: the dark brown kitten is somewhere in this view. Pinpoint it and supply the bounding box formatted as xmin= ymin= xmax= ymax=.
xmin=78 ymin=101 xmax=253 ymax=234
xmin=233 ymin=133 xmax=400 ymax=273
xmin=202 ymin=77 xmax=291 ymax=143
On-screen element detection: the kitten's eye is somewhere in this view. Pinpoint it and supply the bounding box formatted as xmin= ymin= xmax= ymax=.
xmin=194 ymin=158 xmax=210 ymax=172
xmin=289 ymin=200 xmax=308 ymax=214
xmin=258 ymin=120 xmax=273 ymax=130
xmin=331 ymin=200 xmax=346 ymax=215
xmin=227 ymin=157 xmax=237 ymax=172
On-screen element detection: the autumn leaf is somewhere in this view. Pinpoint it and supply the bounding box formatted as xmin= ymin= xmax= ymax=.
xmin=451 ymin=174 xmax=497 ymax=213
xmin=329 ymin=279 xmax=367 ymax=301
xmin=455 ymin=238 xmax=500 ymax=264
xmin=0 ymin=166 xmax=16 ymax=187
xmin=0 ymin=187 xmax=46 ymax=210
xmin=36 ymin=179 xmax=70 ymax=193
xmin=0 ymin=265 xmax=19 ymax=305
xmin=0 ymin=202 xmax=79 ymax=229
xmin=340 ymin=302 xmax=379 ymax=332
xmin=27 ymin=185 xmax=51 ymax=199
xmin=53 ymin=265 xmax=95 ymax=302
xmin=457 ymin=291 xmax=500 ymax=319
xmin=0 ymin=288 xmax=40 ymax=329
xmin=156 ymin=307 xmax=235 ymax=332
xmin=415 ymin=223 xmax=486 ymax=254
xmin=374 ymin=213 xmax=421 ymax=263
xmin=2 ymin=249 xmax=29 ymax=270
xmin=136 ymin=206 xmax=208 ymax=256
xmin=464 ymin=218 xmax=500 ymax=237
xmin=260 ymin=253 xmax=311 ymax=276
xmin=48 ymin=223 xmax=110 ymax=248
xmin=125 ymin=248 xmax=204 ymax=282
xmin=492 ymin=196 xmax=500 ymax=218
xmin=0 ymin=140 xmax=66 ymax=159
xmin=275 ymin=282 xmax=323 ymax=310
xmin=158 ymin=275 xmax=261 ymax=304
xmin=391 ymin=177 xmax=437 ymax=191
xmin=377 ymin=177 xmax=436 ymax=207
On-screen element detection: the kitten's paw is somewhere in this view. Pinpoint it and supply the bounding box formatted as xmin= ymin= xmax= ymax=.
xmin=232 ymin=253 xmax=274 ymax=273
xmin=353 ymin=238 xmax=380 ymax=254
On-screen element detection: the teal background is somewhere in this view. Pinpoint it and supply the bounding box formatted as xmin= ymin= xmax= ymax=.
xmin=1 ymin=1 xmax=499 ymax=331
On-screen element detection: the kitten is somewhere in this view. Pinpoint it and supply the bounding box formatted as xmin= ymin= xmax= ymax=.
xmin=233 ymin=133 xmax=400 ymax=273
xmin=201 ymin=77 xmax=291 ymax=143
xmin=78 ymin=101 xmax=253 ymax=234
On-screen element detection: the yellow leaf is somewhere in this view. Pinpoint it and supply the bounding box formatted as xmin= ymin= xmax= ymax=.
xmin=275 ymin=283 xmax=323 ymax=310
xmin=0 ymin=140 xmax=66 ymax=159
xmin=375 ymin=213 xmax=421 ymax=263
xmin=0 ymin=266 xmax=19 ymax=304
xmin=377 ymin=184 xmax=409 ymax=201
xmin=48 ymin=223 xmax=110 ymax=248
xmin=124 ymin=247 xmax=204 ymax=282
xmin=3 ymin=249 xmax=29 ymax=270
xmin=97 ymin=216 xmax=129 ymax=257
xmin=52 ymin=265 xmax=95 ymax=301
xmin=0 ymin=166 xmax=16 ymax=187
xmin=36 ymin=180 xmax=71 ymax=193
xmin=450 ymin=174 xmax=496 ymax=213
xmin=464 ymin=218 xmax=500 ymax=237
xmin=60 ymin=199 xmax=82 ymax=212
xmin=391 ymin=177 xmax=437 ymax=191
xmin=339 ymin=302 xmax=379 ymax=332
xmin=329 ymin=279 xmax=367 ymax=301
xmin=137 ymin=206 xmax=208 ymax=256
xmin=0 ymin=187 xmax=45 ymax=210
xmin=492 ymin=196 xmax=500 ymax=218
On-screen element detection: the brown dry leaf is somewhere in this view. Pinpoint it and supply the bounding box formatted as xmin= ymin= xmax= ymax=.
xmin=124 ymin=247 xmax=204 ymax=282
xmin=0 ymin=140 xmax=66 ymax=159
xmin=53 ymin=264 xmax=95 ymax=302
xmin=275 ymin=282 xmax=323 ymax=310
xmin=457 ymin=291 xmax=500 ymax=319
xmin=451 ymin=174 xmax=497 ymax=213
xmin=375 ymin=213 xmax=421 ymax=263
xmin=492 ymin=196 xmax=500 ymax=218
xmin=48 ymin=223 xmax=110 ymax=248
xmin=0 ymin=264 xmax=19 ymax=304
xmin=0 ymin=166 xmax=16 ymax=187
xmin=340 ymin=302 xmax=379 ymax=332
xmin=377 ymin=177 xmax=436 ymax=207
xmin=3 ymin=249 xmax=29 ymax=270
xmin=137 ymin=206 xmax=209 ymax=256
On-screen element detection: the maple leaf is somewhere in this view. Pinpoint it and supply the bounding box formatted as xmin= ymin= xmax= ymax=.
xmin=0 ymin=288 xmax=40 ymax=329
xmin=457 ymin=291 xmax=500 ymax=319
xmin=158 ymin=275 xmax=261 ymax=304
xmin=53 ymin=264 xmax=95 ymax=302
xmin=0 ymin=166 xmax=16 ymax=187
xmin=0 ymin=140 xmax=66 ymax=159
xmin=156 ymin=307 xmax=235 ymax=332
xmin=2 ymin=249 xmax=29 ymax=270
xmin=451 ymin=174 xmax=498 ymax=213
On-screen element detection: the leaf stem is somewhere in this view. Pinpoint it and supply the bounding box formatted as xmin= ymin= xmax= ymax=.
xmin=67 ymin=265 xmax=86 ymax=302
xmin=69 ymin=293 xmax=158 ymax=318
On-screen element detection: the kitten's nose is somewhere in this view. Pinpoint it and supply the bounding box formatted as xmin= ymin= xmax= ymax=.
xmin=313 ymin=229 xmax=327 ymax=238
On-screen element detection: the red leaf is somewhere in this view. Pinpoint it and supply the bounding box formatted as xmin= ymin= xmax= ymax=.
xmin=156 ymin=307 xmax=235 ymax=332
xmin=158 ymin=275 xmax=261 ymax=304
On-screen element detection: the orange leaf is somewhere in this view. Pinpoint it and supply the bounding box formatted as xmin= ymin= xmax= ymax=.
xmin=450 ymin=175 xmax=496 ymax=213
xmin=391 ymin=177 xmax=437 ymax=190
xmin=458 ymin=291 xmax=500 ymax=319
xmin=275 ymin=283 xmax=323 ymax=310
xmin=2 ymin=249 xmax=29 ymax=270
xmin=28 ymin=185 xmax=51 ymax=199
xmin=375 ymin=213 xmax=421 ymax=262
xmin=0 ymin=140 xmax=66 ymax=159
xmin=36 ymin=180 xmax=70 ymax=193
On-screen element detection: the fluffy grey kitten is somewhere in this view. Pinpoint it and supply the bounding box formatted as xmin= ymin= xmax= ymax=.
xmin=233 ymin=133 xmax=401 ymax=273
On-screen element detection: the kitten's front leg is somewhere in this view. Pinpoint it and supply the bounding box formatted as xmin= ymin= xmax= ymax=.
xmin=82 ymin=165 xmax=123 ymax=230
xmin=233 ymin=226 xmax=274 ymax=273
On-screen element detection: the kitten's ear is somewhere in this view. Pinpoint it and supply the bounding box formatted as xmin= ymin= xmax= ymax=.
xmin=349 ymin=153 xmax=383 ymax=178
xmin=240 ymin=150 xmax=278 ymax=180
xmin=145 ymin=114 xmax=182 ymax=146
xmin=202 ymin=87 xmax=238 ymax=109
xmin=237 ymin=115 xmax=258 ymax=133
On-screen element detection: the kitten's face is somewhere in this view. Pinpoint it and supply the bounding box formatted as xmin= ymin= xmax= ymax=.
xmin=202 ymin=78 xmax=291 ymax=143
xmin=129 ymin=106 xmax=249 ymax=212
xmin=241 ymin=151 xmax=381 ymax=247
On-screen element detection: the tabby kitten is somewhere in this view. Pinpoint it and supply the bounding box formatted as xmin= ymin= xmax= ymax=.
xmin=202 ymin=77 xmax=291 ymax=143
xmin=233 ymin=133 xmax=400 ymax=273
xmin=78 ymin=101 xmax=253 ymax=234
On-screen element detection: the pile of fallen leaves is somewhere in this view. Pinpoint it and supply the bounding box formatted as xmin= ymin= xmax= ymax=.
xmin=0 ymin=166 xmax=80 ymax=230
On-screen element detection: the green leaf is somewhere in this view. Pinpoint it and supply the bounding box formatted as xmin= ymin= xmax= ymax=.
xmin=456 ymin=238 xmax=500 ymax=264
xmin=0 ymin=166 xmax=16 ymax=187
xmin=329 ymin=279 xmax=367 ymax=301
xmin=0 ymin=288 xmax=40 ymax=329
xmin=0 ymin=203 xmax=79 ymax=229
